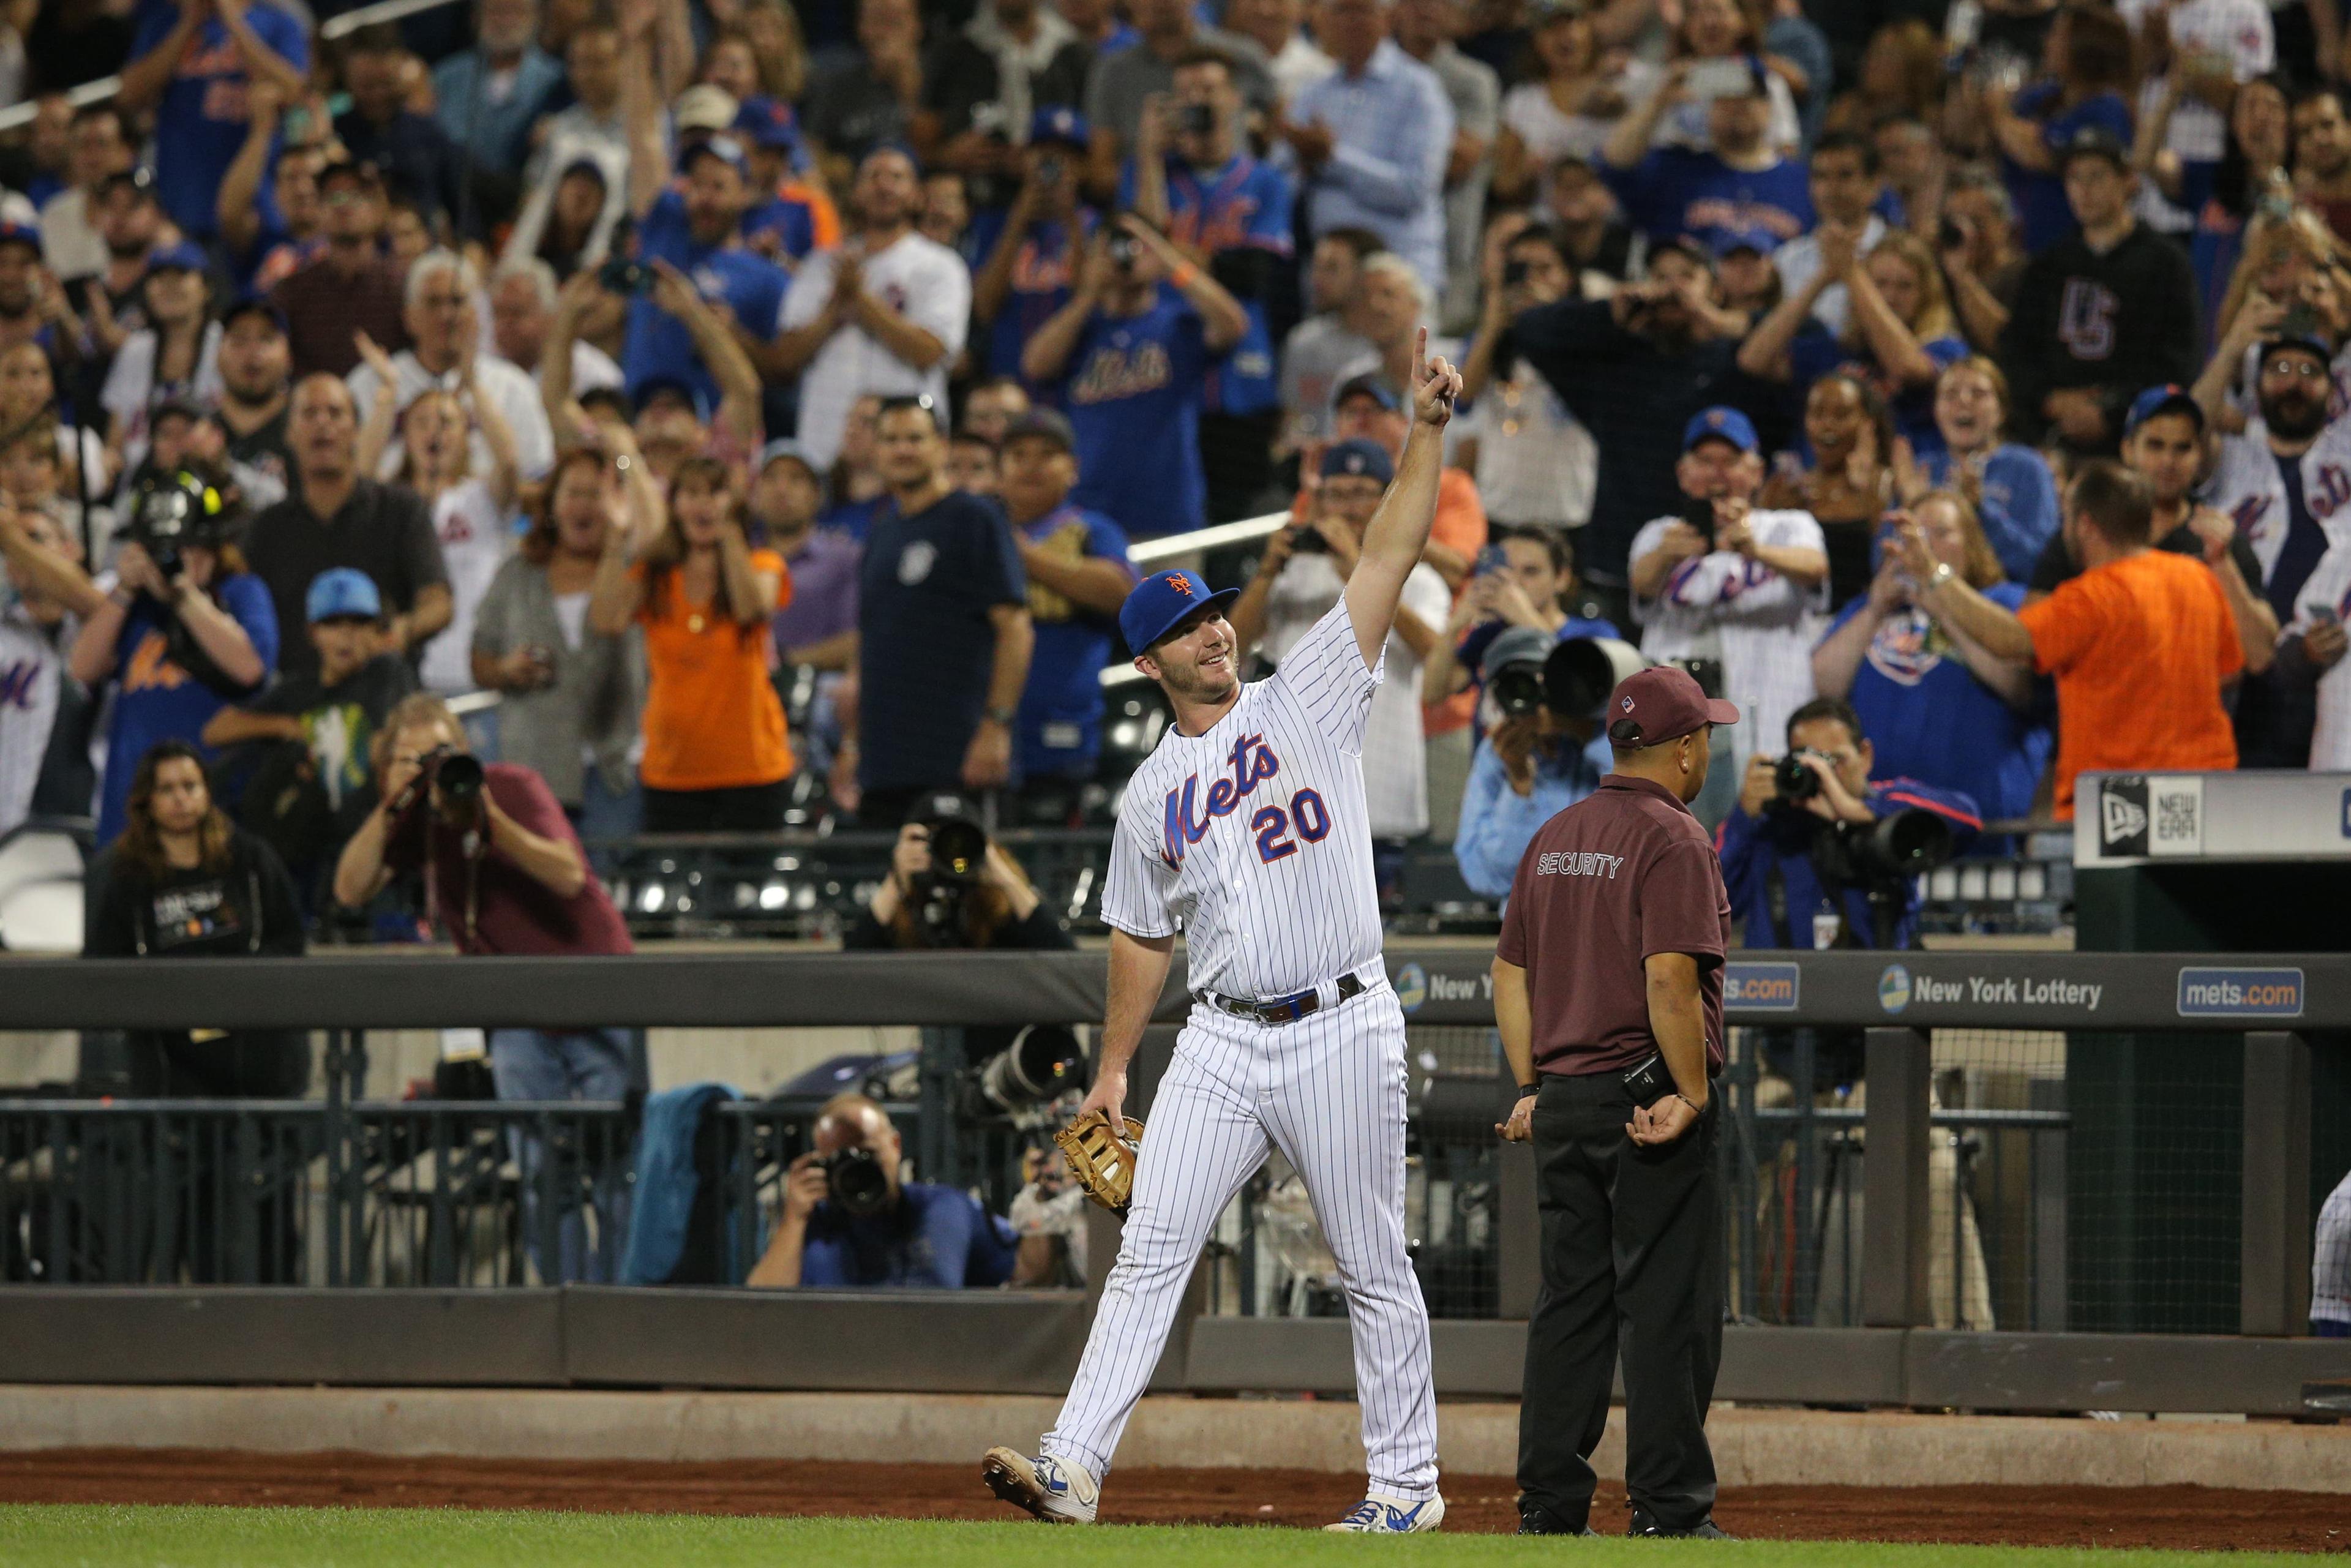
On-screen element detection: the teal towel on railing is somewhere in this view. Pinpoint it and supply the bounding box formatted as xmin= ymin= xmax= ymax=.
xmin=621 ymin=1082 xmax=738 ymax=1285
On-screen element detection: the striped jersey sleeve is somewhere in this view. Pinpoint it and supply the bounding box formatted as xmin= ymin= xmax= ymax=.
xmin=1270 ymin=596 xmax=1382 ymax=755
xmin=1100 ymin=792 xmax=1180 ymax=938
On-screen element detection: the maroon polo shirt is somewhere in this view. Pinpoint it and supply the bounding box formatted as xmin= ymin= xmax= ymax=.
xmin=385 ymin=763 xmax=633 ymax=956
xmin=1496 ymin=773 xmax=1730 ymax=1078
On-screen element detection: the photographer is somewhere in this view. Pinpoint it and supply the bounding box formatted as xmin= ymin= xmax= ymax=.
xmin=37 ymin=461 xmax=279 ymax=846
xmin=1718 ymin=696 xmax=1980 ymax=951
xmin=746 ymin=1091 xmax=1019 ymax=1289
xmin=1453 ymin=625 xmax=1611 ymax=901
xmin=333 ymin=694 xmax=634 ymax=1281
xmin=843 ymin=795 xmax=1074 ymax=952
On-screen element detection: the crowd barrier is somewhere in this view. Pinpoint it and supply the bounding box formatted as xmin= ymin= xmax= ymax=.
xmin=3 ymin=947 xmax=2347 ymax=1414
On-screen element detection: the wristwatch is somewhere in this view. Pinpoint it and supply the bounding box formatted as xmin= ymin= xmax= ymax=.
xmin=1925 ymin=561 xmax=1955 ymax=591
xmin=1517 ymin=1081 xmax=1540 ymax=1100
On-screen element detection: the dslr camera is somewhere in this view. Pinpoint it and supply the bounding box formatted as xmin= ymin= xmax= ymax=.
xmin=906 ymin=794 xmax=993 ymax=946
xmin=387 ymin=745 xmax=487 ymax=827
xmin=124 ymin=467 xmax=234 ymax=585
xmin=822 ymin=1144 xmax=893 ymax=1218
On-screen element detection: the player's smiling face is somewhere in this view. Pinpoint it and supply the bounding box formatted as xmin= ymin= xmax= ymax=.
xmin=1141 ymin=605 xmax=1242 ymax=705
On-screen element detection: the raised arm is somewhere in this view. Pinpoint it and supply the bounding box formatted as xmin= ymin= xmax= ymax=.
xmin=620 ymin=0 xmax=669 ymax=221
xmin=117 ymin=1 xmax=206 ymax=113
xmin=1895 ymin=517 xmax=2036 ymax=664
xmin=218 ymin=78 xmax=287 ymax=258
xmin=1342 ymin=329 xmax=1461 ymax=670
xmin=463 ymin=361 xmax=523 ymax=512
xmin=1122 ymin=215 xmax=1247 ymax=353
xmin=352 ymin=332 xmax=402 ymax=477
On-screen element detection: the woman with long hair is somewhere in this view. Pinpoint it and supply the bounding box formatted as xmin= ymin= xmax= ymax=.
xmin=1493 ymin=4 xmax=1638 ymax=208
xmin=1812 ymin=490 xmax=2050 ymax=848
xmin=353 ymin=334 xmax=522 ymax=699
xmin=1897 ymin=356 xmax=2061 ymax=583
xmin=473 ymin=442 xmax=650 ymax=846
xmin=1825 ymin=18 xmax=1943 ymax=137
xmin=0 ymin=341 xmax=111 ymax=500
xmin=1741 ymin=228 xmax=1969 ymax=457
xmin=588 ymin=455 xmax=793 ymax=831
xmin=2154 ymin=73 xmax=2295 ymax=351
xmin=99 ymin=247 xmax=222 ymax=480
xmin=1983 ymin=2 xmax=2136 ymax=253
xmin=1758 ymin=372 xmax=1895 ymax=608
xmin=1648 ymin=0 xmax=1804 ymax=154
xmin=84 ymin=740 xmax=309 ymax=1092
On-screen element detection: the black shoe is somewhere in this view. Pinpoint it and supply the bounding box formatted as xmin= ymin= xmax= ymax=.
xmin=1628 ymin=1509 xmax=1734 ymax=1539
xmin=1517 ymin=1504 xmax=1597 ymax=1536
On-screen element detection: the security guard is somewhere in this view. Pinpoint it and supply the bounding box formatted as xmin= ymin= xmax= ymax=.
xmin=1493 ymin=664 xmax=1737 ymax=1539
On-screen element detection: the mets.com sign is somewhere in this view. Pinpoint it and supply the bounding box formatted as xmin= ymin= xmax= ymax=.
xmin=2177 ymin=967 xmax=2304 ymax=1018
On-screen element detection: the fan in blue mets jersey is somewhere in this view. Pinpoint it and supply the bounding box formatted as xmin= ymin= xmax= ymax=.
xmin=982 ymin=332 xmax=1464 ymax=1534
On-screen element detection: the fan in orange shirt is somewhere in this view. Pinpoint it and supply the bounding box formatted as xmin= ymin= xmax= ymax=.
xmin=588 ymin=455 xmax=795 ymax=831
xmin=1891 ymin=460 xmax=2239 ymax=820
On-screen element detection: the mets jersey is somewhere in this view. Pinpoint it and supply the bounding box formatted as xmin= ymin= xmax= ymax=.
xmin=1102 ymin=597 xmax=1384 ymax=1000
xmin=1627 ymin=507 xmax=1828 ymax=766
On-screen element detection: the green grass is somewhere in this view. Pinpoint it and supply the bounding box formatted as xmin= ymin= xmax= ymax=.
xmin=0 ymin=1507 xmax=2316 ymax=1568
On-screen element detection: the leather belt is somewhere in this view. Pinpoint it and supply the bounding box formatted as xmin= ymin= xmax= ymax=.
xmin=1193 ymin=967 xmax=1374 ymax=1026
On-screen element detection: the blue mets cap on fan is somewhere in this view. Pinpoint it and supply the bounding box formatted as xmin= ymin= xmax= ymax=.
xmin=1682 ymin=406 xmax=1758 ymax=454
xmin=1607 ymin=664 xmax=1739 ymax=746
xmin=1120 ymin=568 xmax=1241 ymax=655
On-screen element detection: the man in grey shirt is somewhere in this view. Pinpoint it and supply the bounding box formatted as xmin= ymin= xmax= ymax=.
xmin=1084 ymin=0 xmax=1273 ymax=199
xmin=1393 ymin=0 xmax=1496 ymax=333
xmin=1277 ymin=226 xmax=1384 ymax=452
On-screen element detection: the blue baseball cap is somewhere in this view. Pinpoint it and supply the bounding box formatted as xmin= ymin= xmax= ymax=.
xmin=734 ymin=96 xmax=801 ymax=152
xmin=306 ymin=568 xmax=382 ymax=623
xmin=1321 ymin=437 xmax=1395 ymax=485
xmin=757 ymin=438 xmax=822 ymax=475
xmin=0 ymin=219 xmax=42 ymax=255
xmin=1713 ymin=225 xmax=1779 ymax=259
xmin=1682 ymin=406 xmax=1758 ymax=455
xmin=2124 ymin=384 xmax=2204 ymax=437
xmin=146 ymin=240 xmax=208 ymax=276
xmin=1120 ymin=568 xmax=1241 ymax=655
xmin=1333 ymin=372 xmax=1401 ymax=413
xmin=1030 ymin=105 xmax=1090 ymax=149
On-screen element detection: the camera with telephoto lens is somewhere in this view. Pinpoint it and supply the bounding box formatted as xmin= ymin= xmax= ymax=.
xmin=1543 ymin=637 xmax=1647 ymax=719
xmin=125 ymin=468 xmax=231 ymax=584
xmin=822 ymin=1145 xmax=892 ymax=1218
xmin=1490 ymin=661 xmax=1547 ymax=719
xmin=975 ymin=1024 xmax=1086 ymax=1117
xmin=1812 ymin=809 xmax=1955 ymax=886
xmin=905 ymin=795 xmax=992 ymax=946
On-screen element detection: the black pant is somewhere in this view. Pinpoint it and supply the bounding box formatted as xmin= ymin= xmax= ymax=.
xmin=1519 ymin=1070 xmax=1725 ymax=1532
xmin=640 ymin=779 xmax=788 ymax=833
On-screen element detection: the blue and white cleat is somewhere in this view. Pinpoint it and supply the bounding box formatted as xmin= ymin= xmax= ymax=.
xmin=981 ymin=1446 xmax=1099 ymax=1524
xmin=1324 ymin=1492 xmax=1447 ymax=1533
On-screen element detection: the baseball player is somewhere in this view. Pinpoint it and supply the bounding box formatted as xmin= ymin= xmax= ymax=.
xmin=983 ymin=332 xmax=1464 ymax=1533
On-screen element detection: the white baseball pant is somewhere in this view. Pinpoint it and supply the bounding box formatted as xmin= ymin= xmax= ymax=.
xmin=1041 ymin=978 xmax=1440 ymax=1499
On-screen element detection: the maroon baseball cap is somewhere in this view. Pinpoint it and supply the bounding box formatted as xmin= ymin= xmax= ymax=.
xmin=1606 ymin=665 xmax=1739 ymax=746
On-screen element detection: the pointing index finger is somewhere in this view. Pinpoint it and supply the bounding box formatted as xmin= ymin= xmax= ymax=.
xmin=1414 ymin=326 xmax=1427 ymax=389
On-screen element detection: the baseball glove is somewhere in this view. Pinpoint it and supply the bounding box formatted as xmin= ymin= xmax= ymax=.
xmin=1053 ymin=1110 xmax=1146 ymax=1218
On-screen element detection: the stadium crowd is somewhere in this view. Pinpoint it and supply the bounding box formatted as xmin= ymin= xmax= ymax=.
xmin=2 ymin=0 xmax=2351 ymax=958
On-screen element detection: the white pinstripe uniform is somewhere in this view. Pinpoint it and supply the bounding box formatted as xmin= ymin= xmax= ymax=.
xmin=1040 ymin=596 xmax=1439 ymax=1502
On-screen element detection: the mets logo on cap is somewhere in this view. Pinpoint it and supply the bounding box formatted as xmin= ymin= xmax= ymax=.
xmin=1165 ymin=574 xmax=1193 ymax=596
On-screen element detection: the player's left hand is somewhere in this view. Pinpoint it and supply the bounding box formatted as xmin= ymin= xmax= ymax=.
xmin=1496 ymin=1095 xmax=1534 ymax=1142
xmin=1410 ymin=327 xmax=1461 ymax=427
xmin=1627 ymin=1093 xmax=1701 ymax=1146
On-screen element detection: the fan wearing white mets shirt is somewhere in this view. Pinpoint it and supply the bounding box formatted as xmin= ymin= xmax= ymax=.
xmin=983 ymin=332 xmax=1464 ymax=1536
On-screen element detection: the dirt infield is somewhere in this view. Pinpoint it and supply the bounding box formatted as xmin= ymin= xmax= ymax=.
xmin=0 ymin=1449 xmax=2343 ymax=1551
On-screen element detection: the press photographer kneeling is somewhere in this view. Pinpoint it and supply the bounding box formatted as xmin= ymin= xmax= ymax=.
xmin=746 ymin=1092 xmax=1021 ymax=1289
xmin=1717 ymin=697 xmax=1979 ymax=953
xmin=843 ymin=795 xmax=1073 ymax=953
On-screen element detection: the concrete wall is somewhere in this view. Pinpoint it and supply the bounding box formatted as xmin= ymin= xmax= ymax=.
xmin=3 ymin=1386 xmax=2344 ymax=1493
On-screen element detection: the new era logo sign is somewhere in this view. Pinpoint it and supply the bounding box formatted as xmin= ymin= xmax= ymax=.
xmin=2093 ymin=775 xmax=2203 ymax=859
xmin=2102 ymin=792 xmax=2147 ymax=846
